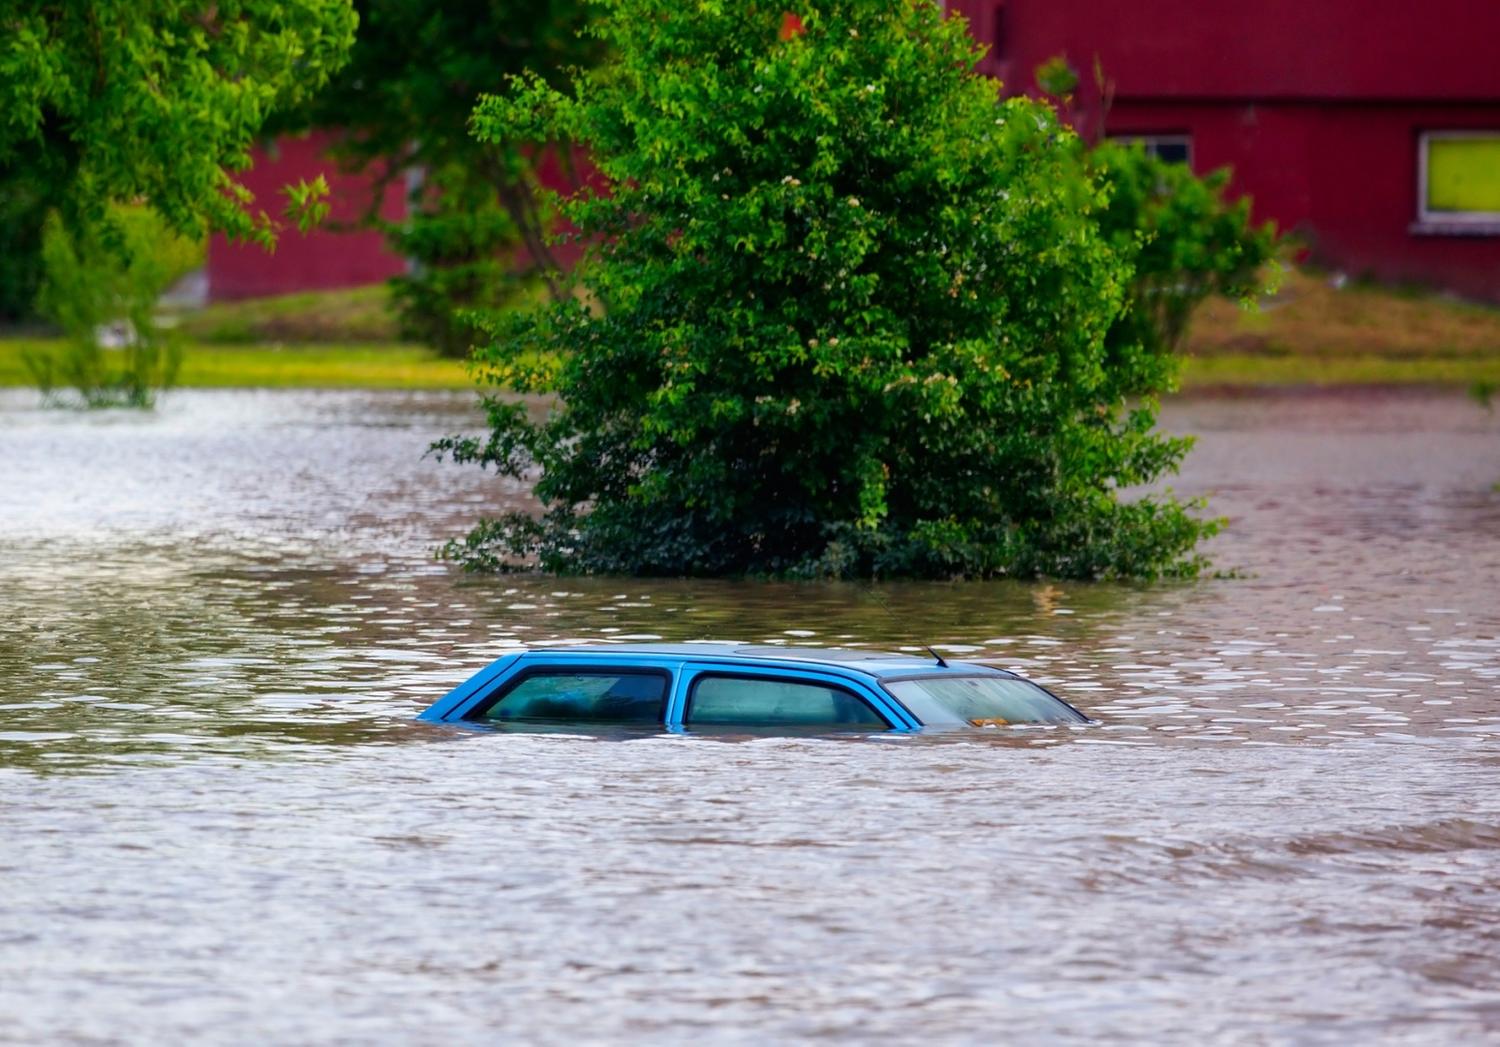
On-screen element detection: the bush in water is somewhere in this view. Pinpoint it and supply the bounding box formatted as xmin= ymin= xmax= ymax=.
xmin=437 ymin=0 xmax=1251 ymax=579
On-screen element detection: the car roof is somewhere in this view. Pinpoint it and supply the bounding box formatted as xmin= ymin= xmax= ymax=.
xmin=520 ymin=642 xmax=1008 ymax=680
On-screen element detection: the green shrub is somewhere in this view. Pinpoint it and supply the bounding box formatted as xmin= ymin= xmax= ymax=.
xmin=282 ymin=0 xmax=602 ymax=356
xmin=26 ymin=207 xmax=201 ymax=408
xmin=387 ymin=165 xmax=528 ymax=356
xmin=0 ymin=181 xmax=46 ymax=322
xmin=437 ymin=0 xmax=1223 ymax=579
xmin=1087 ymin=140 xmax=1277 ymax=394
xmin=0 ymin=1 xmax=354 ymax=326
xmin=1027 ymin=55 xmax=1279 ymax=392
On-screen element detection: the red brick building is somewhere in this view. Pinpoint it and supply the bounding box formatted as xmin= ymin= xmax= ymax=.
xmin=951 ymin=0 xmax=1500 ymax=300
xmin=210 ymin=3 xmax=1500 ymax=302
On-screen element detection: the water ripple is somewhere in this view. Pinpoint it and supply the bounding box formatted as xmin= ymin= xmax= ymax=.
xmin=2 ymin=387 xmax=1499 ymax=1040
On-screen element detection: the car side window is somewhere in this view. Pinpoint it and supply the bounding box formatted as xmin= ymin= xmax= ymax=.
xmin=686 ymin=674 xmax=887 ymax=729
xmin=475 ymin=670 xmax=667 ymax=724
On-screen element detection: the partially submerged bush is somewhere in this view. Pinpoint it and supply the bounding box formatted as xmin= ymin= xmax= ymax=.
xmin=26 ymin=207 xmax=201 ymax=408
xmin=1029 ymin=54 xmax=1279 ymax=394
xmin=438 ymin=0 xmax=1231 ymax=579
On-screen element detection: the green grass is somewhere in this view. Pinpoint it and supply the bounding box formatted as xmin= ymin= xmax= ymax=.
xmin=4 ymin=268 xmax=1497 ymax=392
xmin=0 ymin=338 xmax=471 ymax=390
xmin=180 ymin=343 xmax=470 ymax=388
xmin=1178 ymin=267 xmax=1500 ymax=388
xmin=169 ymin=284 xmax=400 ymax=344
xmin=1179 ymin=352 xmax=1500 ymax=389
xmin=1187 ymin=267 xmax=1500 ymax=360
xmin=7 ymin=337 xmax=1496 ymax=393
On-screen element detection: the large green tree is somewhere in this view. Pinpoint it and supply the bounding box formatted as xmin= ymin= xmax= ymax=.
xmin=291 ymin=0 xmax=601 ymax=354
xmin=0 ymin=0 xmax=357 ymax=319
xmin=436 ymin=0 xmax=1224 ymax=580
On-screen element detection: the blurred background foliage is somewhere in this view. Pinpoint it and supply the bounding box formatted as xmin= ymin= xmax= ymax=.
xmin=25 ymin=206 xmax=203 ymax=407
xmin=279 ymin=0 xmax=603 ymax=356
xmin=0 ymin=0 xmax=356 ymax=323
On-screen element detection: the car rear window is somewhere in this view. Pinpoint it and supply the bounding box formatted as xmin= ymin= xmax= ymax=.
xmin=686 ymin=674 xmax=887 ymax=729
xmin=884 ymin=676 xmax=1085 ymax=726
xmin=476 ymin=670 xmax=667 ymax=724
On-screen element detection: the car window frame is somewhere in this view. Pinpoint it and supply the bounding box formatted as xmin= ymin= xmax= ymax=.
xmin=679 ymin=668 xmax=898 ymax=730
xmin=878 ymin=671 xmax=1089 ymax=726
xmin=462 ymin=664 xmax=673 ymax=724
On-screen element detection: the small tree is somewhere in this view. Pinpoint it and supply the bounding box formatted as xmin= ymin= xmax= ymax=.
xmin=25 ymin=207 xmax=202 ymax=408
xmin=0 ymin=1 xmax=355 ymax=321
xmin=286 ymin=0 xmax=602 ymax=355
xmin=1086 ymin=143 xmax=1277 ymax=397
xmin=438 ymin=0 xmax=1217 ymax=579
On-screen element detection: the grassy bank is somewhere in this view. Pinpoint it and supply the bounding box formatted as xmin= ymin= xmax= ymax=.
xmin=6 ymin=336 xmax=1496 ymax=393
xmin=1181 ymin=268 xmax=1500 ymax=388
xmin=1179 ymin=352 xmax=1500 ymax=389
xmin=3 ymin=269 xmax=1497 ymax=392
xmin=0 ymin=339 xmax=470 ymax=390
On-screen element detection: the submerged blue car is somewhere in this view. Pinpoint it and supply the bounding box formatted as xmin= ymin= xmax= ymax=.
xmin=419 ymin=643 xmax=1087 ymax=732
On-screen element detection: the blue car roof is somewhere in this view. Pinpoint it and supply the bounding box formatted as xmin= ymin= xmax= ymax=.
xmin=519 ymin=642 xmax=1010 ymax=680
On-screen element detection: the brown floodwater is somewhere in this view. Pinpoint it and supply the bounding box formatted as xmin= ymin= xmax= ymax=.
xmin=1 ymin=387 xmax=1497 ymax=1042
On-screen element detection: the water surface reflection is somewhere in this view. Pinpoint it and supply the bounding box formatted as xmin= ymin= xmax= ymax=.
xmin=1 ymin=388 xmax=1497 ymax=1041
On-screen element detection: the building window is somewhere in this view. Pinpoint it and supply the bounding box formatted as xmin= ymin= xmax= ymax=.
xmin=1416 ymin=131 xmax=1500 ymax=234
xmin=1109 ymin=134 xmax=1192 ymax=166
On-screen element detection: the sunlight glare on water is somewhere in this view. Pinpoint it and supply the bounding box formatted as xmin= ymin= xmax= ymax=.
xmin=1 ymin=387 xmax=1498 ymax=1042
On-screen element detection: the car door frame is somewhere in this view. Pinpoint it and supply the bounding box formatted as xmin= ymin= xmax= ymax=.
xmin=667 ymin=661 xmax=919 ymax=732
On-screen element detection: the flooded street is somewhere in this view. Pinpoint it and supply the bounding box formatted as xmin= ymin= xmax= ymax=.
xmin=2 ymin=387 xmax=1498 ymax=1042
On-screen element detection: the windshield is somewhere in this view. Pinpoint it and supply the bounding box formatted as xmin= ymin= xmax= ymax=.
xmin=884 ymin=675 xmax=1086 ymax=726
